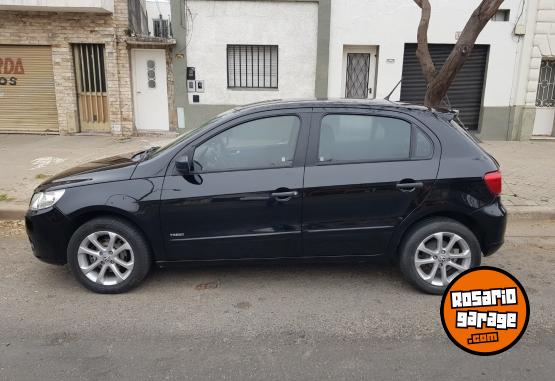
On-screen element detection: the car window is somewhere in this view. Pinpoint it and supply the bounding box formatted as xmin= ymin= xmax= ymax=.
xmin=318 ymin=114 xmax=411 ymax=163
xmin=413 ymin=127 xmax=433 ymax=159
xmin=193 ymin=115 xmax=300 ymax=172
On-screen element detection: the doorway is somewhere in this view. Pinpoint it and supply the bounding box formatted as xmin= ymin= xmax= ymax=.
xmin=73 ymin=44 xmax=110 ymax=132
xmin=342 ymin=46 xmax=377 ymax=99
xmin=131 ymin=49 xmax=170 ymax=131
xmin=533 ymin=58 xmax=555 ymax=137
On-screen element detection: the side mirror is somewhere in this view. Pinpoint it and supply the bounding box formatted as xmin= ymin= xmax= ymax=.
xmin=175 ymin=155 xmax=191 ymax=175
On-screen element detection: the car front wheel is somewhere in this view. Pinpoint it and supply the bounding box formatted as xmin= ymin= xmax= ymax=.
xmin=399 ymin=218 xmax=481 ymax=294
xmin=67 ymin=218 xmax=151 ymax=294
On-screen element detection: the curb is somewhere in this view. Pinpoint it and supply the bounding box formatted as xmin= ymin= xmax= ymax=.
xmin=0 ymin=206 xmax=26 ymax=220
xmin=2 ymin=206 xmax=555 ymax=222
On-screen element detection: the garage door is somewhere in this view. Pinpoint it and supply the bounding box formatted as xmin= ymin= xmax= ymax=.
xmin=0 ymin=45 xmax=58 ymax=132
xmin=400 ymin=44 xmax=489 ymax=130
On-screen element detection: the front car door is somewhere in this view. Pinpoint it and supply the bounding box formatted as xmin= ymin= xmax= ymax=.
xmin=160 ymin=110 xmax=310 ymax=261
xmin=302 ymin=108 xmax=440 ymax=257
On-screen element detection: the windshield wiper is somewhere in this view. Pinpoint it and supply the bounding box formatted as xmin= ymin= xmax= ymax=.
xmin=132 ymin=146 xmax=160 ymax=162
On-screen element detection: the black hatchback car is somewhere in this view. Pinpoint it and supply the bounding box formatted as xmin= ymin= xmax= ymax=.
xmin=26 ymin=99 xmax=506 ymax=294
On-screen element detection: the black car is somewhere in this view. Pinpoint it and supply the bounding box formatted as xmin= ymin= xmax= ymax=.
xmin=25 ymin=99 xmax=506 ymax=294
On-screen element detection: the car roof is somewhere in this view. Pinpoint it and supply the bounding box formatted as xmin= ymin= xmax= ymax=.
xmin=228 ymin=98 xmax=432 ymax=114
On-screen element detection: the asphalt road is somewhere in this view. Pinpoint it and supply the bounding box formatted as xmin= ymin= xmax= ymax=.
xmin=0 ymin=218 xmax=554 ymax=380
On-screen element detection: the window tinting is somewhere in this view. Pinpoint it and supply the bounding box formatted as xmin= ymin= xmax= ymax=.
xmin=318 ymin=115 xmax=412 ymax=163
xmin=193 ymin=116 xmax=300 ymax=172
xmin=413 ymin=128 xmax=433 ymax=159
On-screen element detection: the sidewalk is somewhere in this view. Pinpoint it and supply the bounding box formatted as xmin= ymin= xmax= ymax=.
xmin=0 ymin=135 xmax=554 ymax=220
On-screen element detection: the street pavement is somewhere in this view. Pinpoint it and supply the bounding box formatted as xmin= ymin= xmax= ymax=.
xmin=0 ymin=218 xmax=554 ymax=380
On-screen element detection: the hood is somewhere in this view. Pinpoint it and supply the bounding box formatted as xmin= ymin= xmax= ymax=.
xmin=36 ymin=151 xmax=141 ymax=192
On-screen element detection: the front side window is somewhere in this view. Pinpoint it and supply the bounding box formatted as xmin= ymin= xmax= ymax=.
xmin=318 ymin=115 xmax=412 ymax=163
xmin=193 ymin=116 xmax=300 ymax=172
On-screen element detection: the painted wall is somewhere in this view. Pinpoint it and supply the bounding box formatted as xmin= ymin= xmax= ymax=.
xmin=328 ymin=0 xmax=523 ymax=108
xmin=185 ymin=0 xmax=319 ymax=105
xmin=145 ymin=0 xmax=171 ymax=36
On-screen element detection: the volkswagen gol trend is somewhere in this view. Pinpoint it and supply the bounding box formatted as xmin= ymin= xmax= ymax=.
xmin=25 ymin=100 xmax=506 ymax=294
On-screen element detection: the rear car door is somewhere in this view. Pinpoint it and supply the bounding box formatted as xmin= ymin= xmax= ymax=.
xmin=160 ymin=110 xmax=310 ymax=261
xmin=302 ymin=108 xmax=440 ymax=257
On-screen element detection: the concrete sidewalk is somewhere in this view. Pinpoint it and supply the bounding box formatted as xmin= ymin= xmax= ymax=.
xmin=0 ymin=135 xmax=554 ymax=219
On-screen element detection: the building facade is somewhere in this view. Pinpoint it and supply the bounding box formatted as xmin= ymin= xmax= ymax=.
xmin=0 ymin=0 xmax=176 ymax=136
xmin=172 ymin=0 xmax=548 ymax=141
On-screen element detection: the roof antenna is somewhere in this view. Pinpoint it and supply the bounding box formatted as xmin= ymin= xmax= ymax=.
xmin=384 ymin=79 xmax=402 ymax=101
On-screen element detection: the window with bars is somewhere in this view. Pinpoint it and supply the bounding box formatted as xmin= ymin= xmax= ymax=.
xmin=227 ymin=45 xmax=278 ymax=89
xmin=153 ymin=18 xmax=169 ymax=38
xmin=536 ymin=59 xmax=555 ymax=107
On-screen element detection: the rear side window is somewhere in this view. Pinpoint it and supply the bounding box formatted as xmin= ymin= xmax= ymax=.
xmin=413 ymin=127 xmax=434 ymax=159
xmin=318 ymin=115 xmax=412 ymax=163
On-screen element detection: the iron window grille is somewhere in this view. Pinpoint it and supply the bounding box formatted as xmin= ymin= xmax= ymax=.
xmin=153 ymin=18 xmax=170 ymax=38
xmin=536 ymin=59 xmax=555 ymax=107
xmin=227 ymin=45 xmax=278 ymax=89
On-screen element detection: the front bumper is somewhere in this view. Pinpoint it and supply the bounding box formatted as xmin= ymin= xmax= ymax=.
xmin=25 ymin=207 xmax=72 ymax=265
xmin=471 ymin=198 xmax=507 ymax=257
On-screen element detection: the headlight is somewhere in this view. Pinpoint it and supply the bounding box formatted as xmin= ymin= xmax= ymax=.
xmin=29 ymin=189 xmax=65 ymax=211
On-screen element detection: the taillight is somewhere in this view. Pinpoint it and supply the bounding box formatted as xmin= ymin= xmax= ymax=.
xmin=484 ymin=171 xmax=502 ymax=196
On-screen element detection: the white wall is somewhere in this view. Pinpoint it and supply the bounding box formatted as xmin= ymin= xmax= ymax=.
xmin=329 ymin=0 xmax=523 ymax=107
xmin=146 ymin=0 xmax=171 ymax=36
xmin=185 ymin=0 xmax=318 ymax=105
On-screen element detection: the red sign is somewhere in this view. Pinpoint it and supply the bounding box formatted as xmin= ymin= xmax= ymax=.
xmin=0 ymin=58 xmax=25 ymax=75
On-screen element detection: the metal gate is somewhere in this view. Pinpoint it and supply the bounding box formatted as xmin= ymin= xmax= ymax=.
xmin=345 ymin=53 xmax=371 ymax=99
xmin=400 ymin=43 xmax=488 ymax=130
xmin=73 ymin=44 xmax=110 ymax=132
xmin=0 ymin=45 xmax=58 ymax=133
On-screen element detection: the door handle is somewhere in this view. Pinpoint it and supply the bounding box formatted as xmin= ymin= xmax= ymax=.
xmin=271 ymin=191 xmax=298 ymax=202
xmin=396 ymin=182 xmax=424 ymax=192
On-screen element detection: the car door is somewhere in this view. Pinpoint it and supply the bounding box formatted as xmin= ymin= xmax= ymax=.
xmin=160 ymin=110 xmax=310 ymax=261
xmin=302 ymin=108 xmax=440 ymax=257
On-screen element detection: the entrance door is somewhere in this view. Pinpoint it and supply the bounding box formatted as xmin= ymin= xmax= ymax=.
xmin=533 ymin=58 xmax=555 ymax=136
xmin=343 ymin=46 xmax=377 ymax=99
xmin=132 ymin=49 xmax=169 ymax=131
xmin=73 ymin=44 xmax=110 ymax=132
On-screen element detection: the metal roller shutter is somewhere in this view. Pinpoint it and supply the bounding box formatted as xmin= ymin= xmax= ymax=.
xmin=400 ymin=43 xmax=489 ymax=130
xmin=0 ymin=45 xmax=58 ymax=132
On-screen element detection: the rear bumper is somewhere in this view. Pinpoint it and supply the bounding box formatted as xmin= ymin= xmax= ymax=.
xmin=25 ymin=207 xmax=72 ymax=265
xmin=471 ymin=198 xmax=507 ymax=257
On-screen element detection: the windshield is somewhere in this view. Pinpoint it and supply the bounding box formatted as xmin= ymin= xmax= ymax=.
xmin=148 ymin=110 xmax=235 ymax=158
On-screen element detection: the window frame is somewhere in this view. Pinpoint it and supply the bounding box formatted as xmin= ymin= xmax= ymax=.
xmin=178 ymin=113 xmax=307 ymax=175
xmin=226 ymin=44 xmax=279 ymax=90
xmin=309 ymin=110 xmax=435 ymax=167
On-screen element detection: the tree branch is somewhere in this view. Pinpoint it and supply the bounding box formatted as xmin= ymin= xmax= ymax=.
xmin=426 ymin=0 xmax=505 ymax=106
xmin=413 ymin=0 xmax=436 ymax=84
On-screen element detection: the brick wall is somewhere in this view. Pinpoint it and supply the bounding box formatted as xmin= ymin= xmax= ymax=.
xmin=0 ymin=1 xmax=136 ymax=135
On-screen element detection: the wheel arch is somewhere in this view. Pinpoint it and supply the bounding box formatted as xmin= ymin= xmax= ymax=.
xmin=388 ymin=210 xmax=486 ymax=260
xmin=66 ymin=207 xmax=162 ymax=261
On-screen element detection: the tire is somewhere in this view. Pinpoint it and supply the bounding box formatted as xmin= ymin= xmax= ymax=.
xmin=67 ymin=217 xmax=151 ymax=294
xmin=399 ymin=218 xmax=481 ymax=295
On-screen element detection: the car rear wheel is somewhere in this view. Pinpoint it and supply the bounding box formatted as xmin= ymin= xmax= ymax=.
xmin=67 ymin=218 xmax=151 ymax=294
xmin=399 ymin=218 xmax=481 ymax=294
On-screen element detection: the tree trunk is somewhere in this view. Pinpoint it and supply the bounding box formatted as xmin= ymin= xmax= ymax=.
xmin=413 ymin=0 xmax=505 ymax=108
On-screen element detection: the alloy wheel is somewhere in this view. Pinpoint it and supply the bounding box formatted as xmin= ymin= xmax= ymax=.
xmin=77 ymin=231 xmax=135 ymax=286
xmin=414 ymin=232 xmax=472 ymax=287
